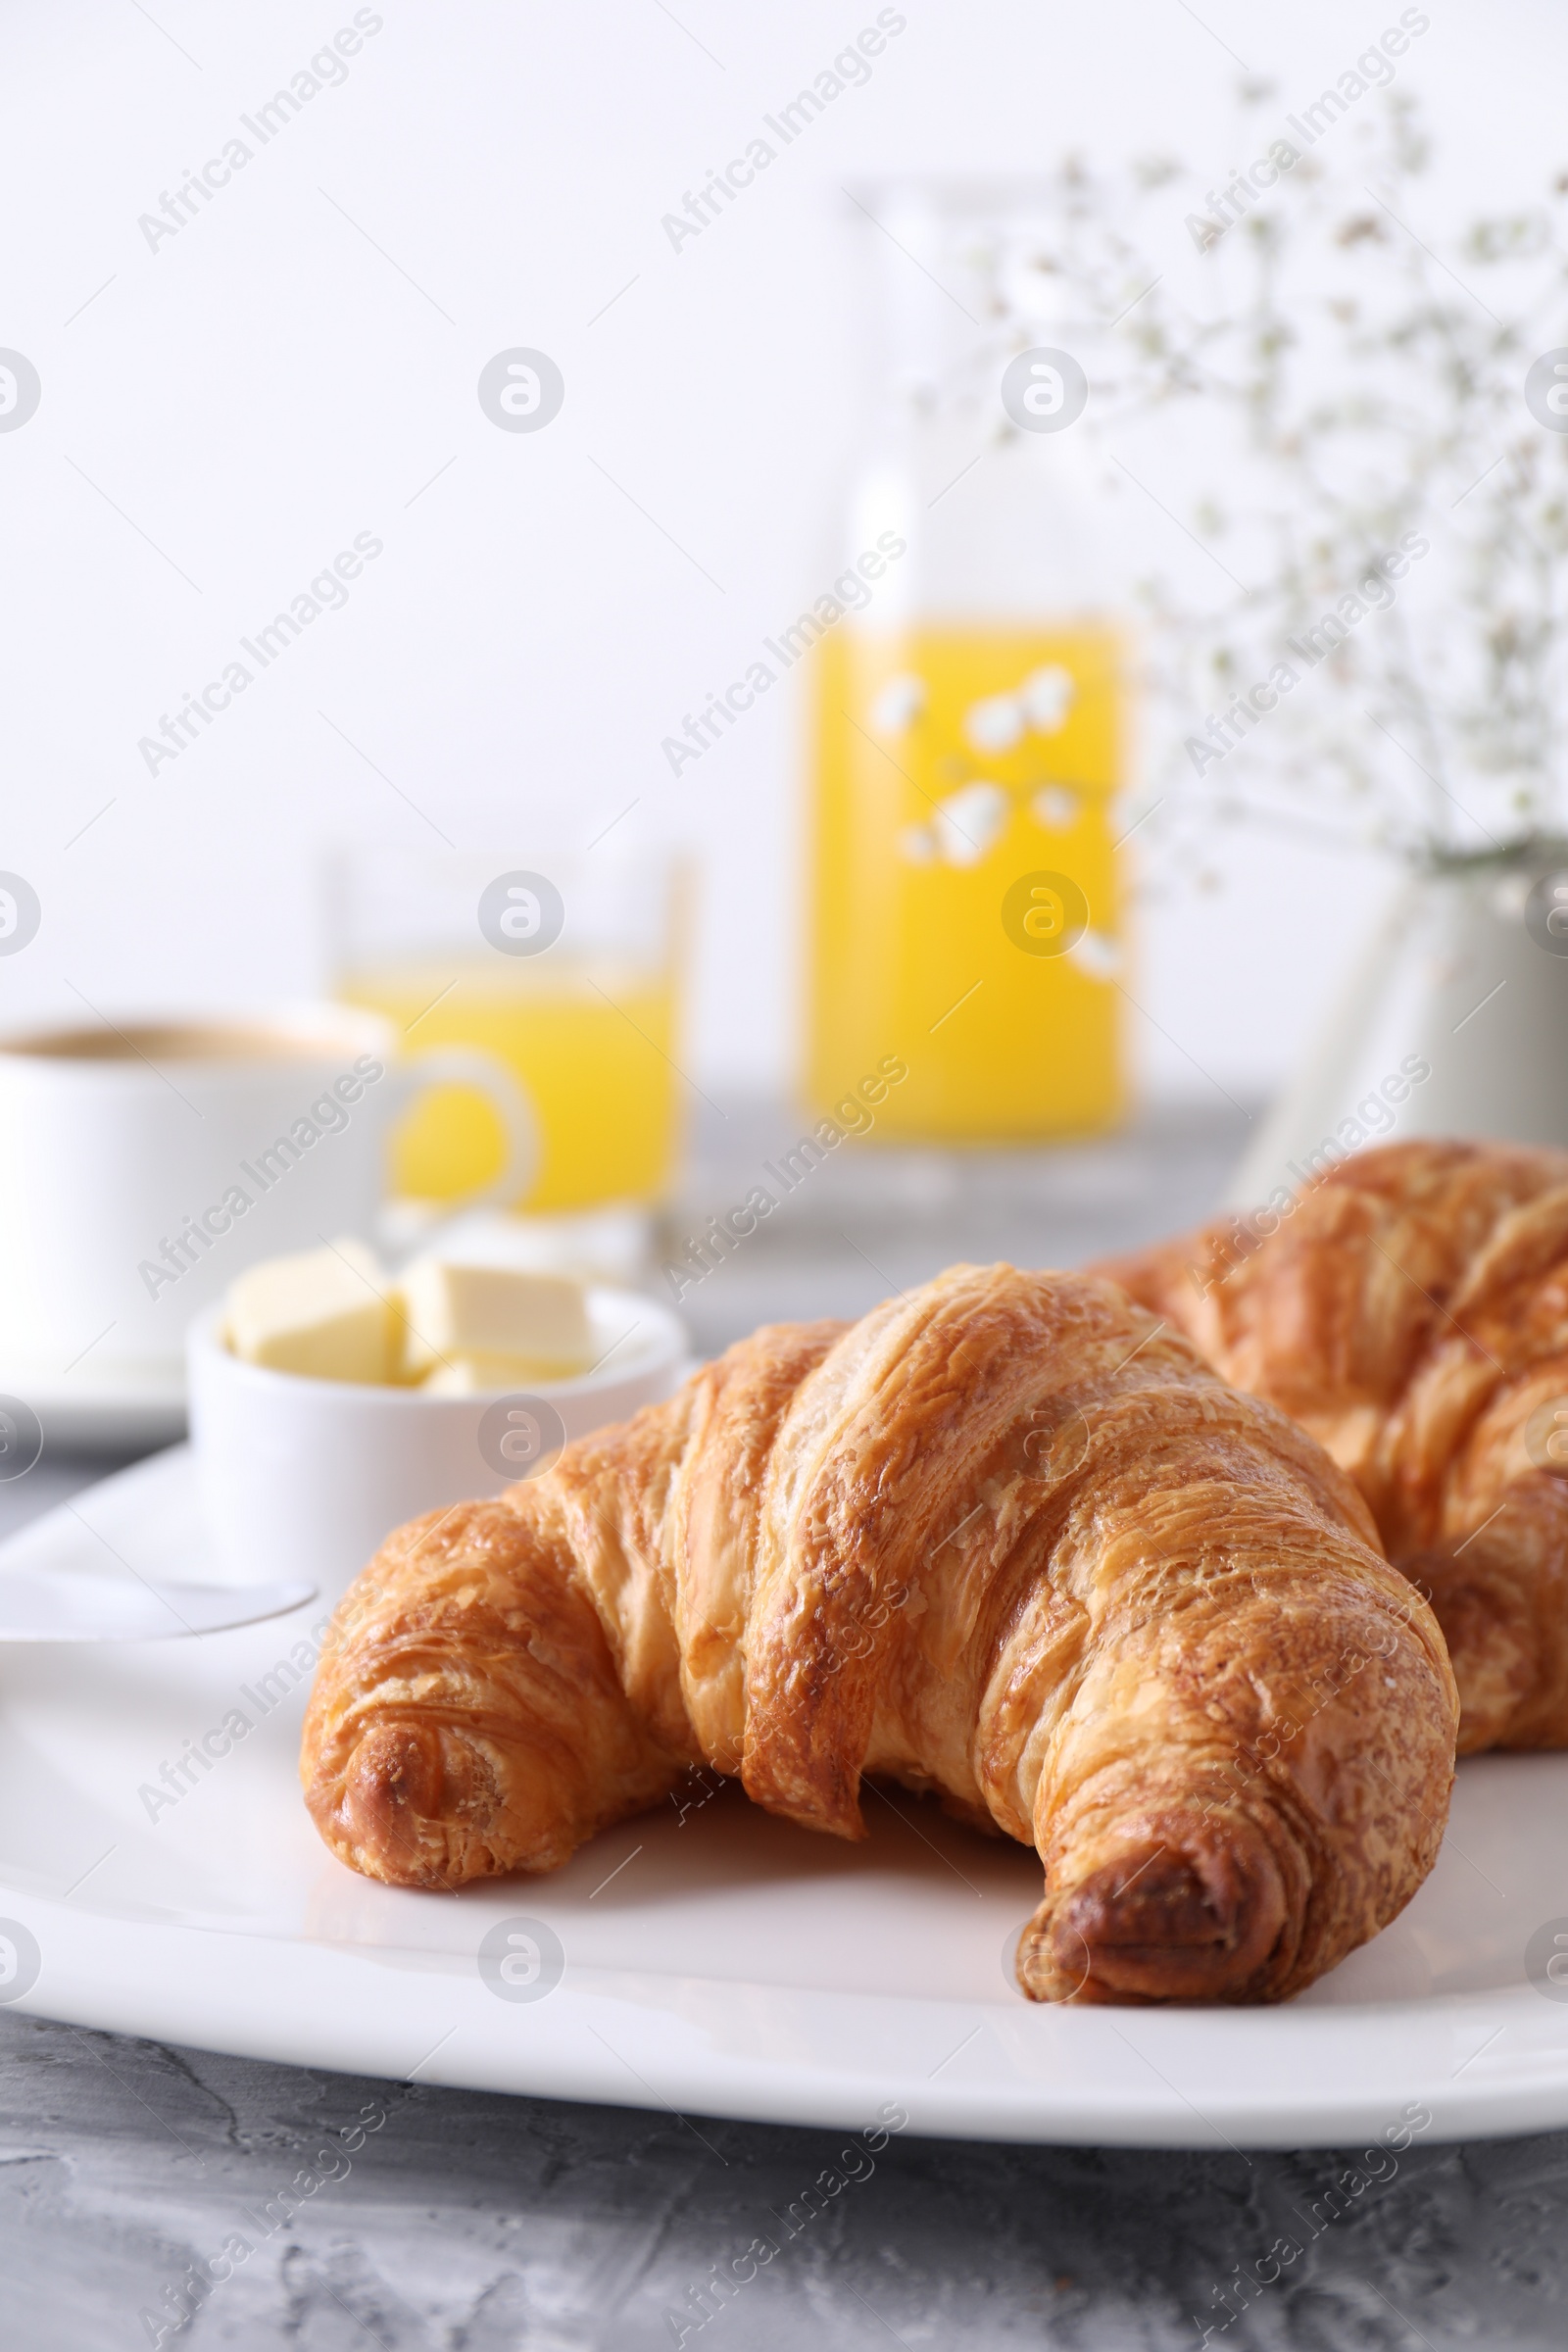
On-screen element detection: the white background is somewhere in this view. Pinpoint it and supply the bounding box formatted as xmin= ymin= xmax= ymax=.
xmin=0 ymin=0 xmax=1562 ymax=1106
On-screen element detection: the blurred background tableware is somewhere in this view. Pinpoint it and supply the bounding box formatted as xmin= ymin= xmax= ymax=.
xmin=188 ymin=1287 xmax=689 ymax=1600
xmin=1011 ymin=114 xmax=1568 ymax=1184
xmin=328 ymin=844 xmax=689 ymax=1229
xmin=0 ymin=1006 xmax=529 ymax=1383
xmin=807 ymin=181 xmax=1130 ymax=1142
xmin=1229 ymin=842 xmax=1568 ymax=1207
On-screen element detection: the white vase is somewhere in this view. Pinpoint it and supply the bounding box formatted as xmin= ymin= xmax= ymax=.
xmin=1227 ymin=847 xmax=1568 ymax=1210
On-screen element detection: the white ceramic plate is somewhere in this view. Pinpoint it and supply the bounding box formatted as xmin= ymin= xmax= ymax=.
xmin=0 ymin=1353 xmax=187 ymax=1451
xmin=3 ymin=1448 xmax=1567 ymax=2149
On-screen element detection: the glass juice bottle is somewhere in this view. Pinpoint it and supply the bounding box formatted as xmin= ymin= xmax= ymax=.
xmin=808 ymin=184 xmax=1128 ymax=1140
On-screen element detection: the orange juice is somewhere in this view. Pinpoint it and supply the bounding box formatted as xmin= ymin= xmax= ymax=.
xmin=339 ymin=961 xmax=679 ymax=1211
xmin=808 ymin=624 xmax=1124 ymax=1139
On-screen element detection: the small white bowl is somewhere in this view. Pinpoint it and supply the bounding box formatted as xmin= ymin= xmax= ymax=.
xmin=187 ymin=1287 xmax=690 ymax=1602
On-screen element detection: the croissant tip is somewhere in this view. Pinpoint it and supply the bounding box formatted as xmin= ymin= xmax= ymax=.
xmin=1018 ymin=1818 xmax=1292 ymax=2005
xmin=313 ymin=1720 xmax=499 ymax=1889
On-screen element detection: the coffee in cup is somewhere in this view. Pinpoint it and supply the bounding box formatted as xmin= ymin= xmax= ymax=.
xmin=0 ymin=1004 xmax=533 ymax=1372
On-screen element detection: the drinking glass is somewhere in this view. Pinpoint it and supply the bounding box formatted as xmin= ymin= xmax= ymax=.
xmin=328 ymin=845 xmax=687 ymax=1211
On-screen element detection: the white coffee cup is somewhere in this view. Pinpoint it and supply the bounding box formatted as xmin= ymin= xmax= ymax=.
xmin=0 ymin=1005 xmax=534 ymax=1372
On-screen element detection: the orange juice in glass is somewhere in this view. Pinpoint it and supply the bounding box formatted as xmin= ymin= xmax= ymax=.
xmin=332 ymin=847 xmax=685 ymax=1212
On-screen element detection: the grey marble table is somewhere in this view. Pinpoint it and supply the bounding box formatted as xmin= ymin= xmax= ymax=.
xmin=5 ymin=1101 xmax=1568 ymax=2351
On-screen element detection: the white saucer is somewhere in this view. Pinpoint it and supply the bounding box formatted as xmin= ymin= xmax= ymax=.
xmin=3 ymin=1446 xmax=1568 ymax=2147
xmin=0 ymin=1353 xmax=187 ymax=1452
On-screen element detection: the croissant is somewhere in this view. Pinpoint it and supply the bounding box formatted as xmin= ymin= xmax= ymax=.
xmin=301 ymin=1262 xmax=1455 ymax=2005
xmin=1094 ymin=1138 xmax=1568 ymax=1755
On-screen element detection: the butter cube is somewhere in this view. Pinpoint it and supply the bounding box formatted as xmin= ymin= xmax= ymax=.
xmin=226 ymin=1239 xmax=394 ymax=1384
xmin=421 ymin=1350 xmax=575 ymax=1396
xmin=397 ymin=1257 xmax=592 ymax=1378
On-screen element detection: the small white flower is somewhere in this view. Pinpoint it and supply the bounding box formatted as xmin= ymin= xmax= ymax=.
xmin=1031 ymin=785 xmax=1080 ymax=830
xmin=1068 ymin=929 xmax=1121 ymax=980
xmin=935 ymin=782 xmax=1010 ymax=865
xmin=964 ymin=695 xmax=1025 ymax=754
xmin=1021 ymin=664 xmax=1076 ymax=733
xmin=870 ymin=674 xmax=926 ymax=735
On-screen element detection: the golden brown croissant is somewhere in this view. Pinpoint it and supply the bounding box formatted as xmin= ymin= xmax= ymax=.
xmin=1094 ymin=1139 xmax=1568 ymax=1755
xmin=301 ymin=1263 xmax=1456 ymax=2005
